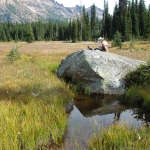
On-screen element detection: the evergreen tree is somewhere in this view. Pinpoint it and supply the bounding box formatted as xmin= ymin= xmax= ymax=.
xmin=112 ymin=5 xmax=122 ymax=35
xmin=119 ymin=0 xmax=128 ymax=15
xmin=25 ymin=23 xmax=34 ymax=43
xmin=82 ymin=6 xmax=86 ymax=41
xmin=122 ymin=12 xmax=128 ymax=41
xmin=103 ymin=1 xmax=112 ymax=39
xmin=0 ymin=24 xmax=7 ymax=42
xmin=38 ymin=20 xmax=45 ymax=40
xmin=46 ymin=21 xmax=53 ymax=40
xmin=14 ymin=23 xmax=19 ymax=41
xmin=144 ymin=4 xmax=150 ymax=40
xmin=71 ymin=19 xmax=78 ymax=43
xmin=126 ymin=1 xmax=132 ymax=40
xmin=82 ymin=6 xmax=91 ymax=41
xmin=53 ymin=22 xmax=59 ymax=40
xmin=18 ymin=23 xmax=25 ymax=41
xmin=112 ymin=31 xmax=122 ymax=49
xmin=131 ymin=0 xmax=139 ymax=38
xmin=139 ymin=0 xmax=147 ymax=37
xmin=76 ymin=17 xmax=82 ymax=41
xmin=65 ymin=18 xmax=72 ymax=41
xmin=32 ymin=21 xmax=45 ymax=41
xmin=7 ymin=21 xmax=13 ymax=40
xmin=85 ymin=12 xmax=91 ymax=40
xmin=91 ymin=4 xmax=96 ymax=39
xmin=58 ymin=22 xmax=66 ymax=40
xmin=4 ymin=24 xmax=11 ymax=41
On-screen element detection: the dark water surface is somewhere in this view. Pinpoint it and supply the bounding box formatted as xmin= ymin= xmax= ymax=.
xmin=64 ymin=94 xmax=150 ymax=150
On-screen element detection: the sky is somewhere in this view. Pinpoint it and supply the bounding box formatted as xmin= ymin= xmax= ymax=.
xmin=56 ymin=0 xmax=150 ymax=15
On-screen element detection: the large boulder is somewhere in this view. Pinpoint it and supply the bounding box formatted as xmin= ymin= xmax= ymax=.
xmin=57 ymin=50 xmax=145 ymax=94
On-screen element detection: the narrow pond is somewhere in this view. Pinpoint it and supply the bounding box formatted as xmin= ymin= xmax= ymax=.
xmin=64 ymin=94 xmax=150 ymax=150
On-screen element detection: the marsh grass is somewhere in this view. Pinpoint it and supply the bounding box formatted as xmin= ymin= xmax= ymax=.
xmin=88 ymin=123 xmax=150 ymax=150
xmin=125 ymin=60 xmax=150 ymax=106
xmin=0 ymin=47 xmax=74 ymax=149
xmin=126 ymin=86 xmax=150 ymax=106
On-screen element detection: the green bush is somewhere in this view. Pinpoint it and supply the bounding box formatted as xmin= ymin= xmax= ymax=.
xmin=125 ymin=60 xmax=150 ymax=88
xmin=130 ymin=37 xmax=135 ymax=48
xmin=112 ymin=31 xmax=122 ymax=49
xmin=7 ymin=46 xmax=21 ymax=63
xmin=125 ymin=60 xmax=150 ymax=106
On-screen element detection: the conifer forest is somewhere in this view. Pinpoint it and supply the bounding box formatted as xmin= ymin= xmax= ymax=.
xmin=0 ymin=0 xmax=149 ymax=43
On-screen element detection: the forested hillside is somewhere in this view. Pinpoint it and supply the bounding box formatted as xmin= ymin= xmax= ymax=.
xmin=0 ymin=0 xmax=149 ymax=42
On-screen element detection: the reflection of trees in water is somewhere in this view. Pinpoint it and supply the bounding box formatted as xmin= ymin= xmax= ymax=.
xmin=113 ymin=112 xmax=121 ymax=123
xmin=131 ymin=108 xmax=150 ymax=126
xmin=113 ymin=109 xmax=150 ymax=127
xmin=73 ymin=94 xmax=150 ymax=126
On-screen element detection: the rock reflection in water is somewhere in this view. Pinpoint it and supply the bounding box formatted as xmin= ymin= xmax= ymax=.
xmin=64 ymin=94 xmax=150 ymax=150
xmin=73 ymin=94 xmax=126 ymax=118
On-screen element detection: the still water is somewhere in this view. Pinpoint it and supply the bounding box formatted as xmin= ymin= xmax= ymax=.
xmin=64 ymin=94 xmax=150 ymax=150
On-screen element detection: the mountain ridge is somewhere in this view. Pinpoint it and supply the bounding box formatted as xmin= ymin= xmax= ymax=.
xmin=0 ymin=0 xmax=103 ymax=22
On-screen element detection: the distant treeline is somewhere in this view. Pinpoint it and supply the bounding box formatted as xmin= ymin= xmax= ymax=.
xmin=0 ymin=0 xmax=149 ymax=43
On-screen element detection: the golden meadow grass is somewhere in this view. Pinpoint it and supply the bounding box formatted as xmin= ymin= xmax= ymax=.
xmin=0 ymin=42 xmax=75 ymax=149
xmin=0 ymin=41 xmax=150 ymax=149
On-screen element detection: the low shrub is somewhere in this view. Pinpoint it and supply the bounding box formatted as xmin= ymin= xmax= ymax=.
xmin=125 ymin=59 xmax=150 ymax=106
xmin=7 ymin=46 xmax=21 ymax=63
xmin=125 ymin=59 xmax=150 ymax=88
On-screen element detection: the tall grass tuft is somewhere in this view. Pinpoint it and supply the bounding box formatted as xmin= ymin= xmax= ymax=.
xmin=88 ymin=123 xmax=150 ymax=150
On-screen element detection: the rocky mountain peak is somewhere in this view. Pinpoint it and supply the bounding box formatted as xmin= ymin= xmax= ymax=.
xmin=0 ymin=0 xmax=103 ymax=22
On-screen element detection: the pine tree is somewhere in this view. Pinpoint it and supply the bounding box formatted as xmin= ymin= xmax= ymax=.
xmin=18 ymin=23 xmax=25 ymax=41
xmin=91 ymin=4 xmax=96 ymax=39
xmin=81 ymin=6 xmax=86 ymax=41
xmin=14 ymin=23 xmax=19 ymax=41
xmin=46 ymin=21 xmax=53 ymax=40
xmin=71 ymin=19 xmax=78 ymax=43
xmin=85 ymin=12 xmax=91 ymax=40
xmin=58 ymin=22 xmax=66 ymax=40
xmin=131 ymin=0 xmax=139 ymax=38
xmin=4 ymin=24 xmax=11 ymax=41
xmin=112 ymin=31 xmax=122 ymax=49
xmin=76 ymin=17 xmax=82 ymax=41
xmin=81 ymin=6 xmax=91 ymax=41
xmin=139 ymin=0 xmax=147 ymax=37
xmin=119 ymin=0 xmax=128 ymax=15
xmin=53 ymin=22 xmax=58 ymax=41
xmin=65 ymin=18 xmax=72 ymax=41
xmin=0 ymin=23 xmax=7 ymax=42
xmin=112 ymin=5 xmax=121 ymax=35
xmin=144 ymin=4 xmax=150 ymax=40
xmin=103 ymin=1 xmax=112 ymax=39
xmin=126 ymin=2 xmax=132 ymax=40
xmin=7 ymin=21 xmax=13 ymax=41
xmin=38 ymin=20 xmax=45 ymax=41
xmin=25 ymin=23 xmax=34 ymax=43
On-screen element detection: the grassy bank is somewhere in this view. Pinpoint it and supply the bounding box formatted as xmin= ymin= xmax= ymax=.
xmin=88 ymin=123 xmax=150 ymax=150
xmin=0 ymin=44 xmax=74 ymax=149
xmin=125 ymin=60 xmax=150 ymax=107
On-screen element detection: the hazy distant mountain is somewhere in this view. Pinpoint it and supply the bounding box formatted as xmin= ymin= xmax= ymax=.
xmin=0 ymin=0 xmax=103 ymax=22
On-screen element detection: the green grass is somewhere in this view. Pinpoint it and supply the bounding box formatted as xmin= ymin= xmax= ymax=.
xmin=0 ymin=51 xmax=74 ymax=149
xmin=126 ymin=85 xmax=150 ymax=106
xmin=88 ymin=123 xmax=150 ymax=150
